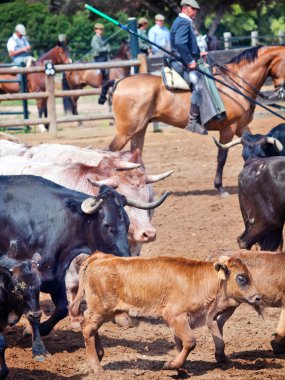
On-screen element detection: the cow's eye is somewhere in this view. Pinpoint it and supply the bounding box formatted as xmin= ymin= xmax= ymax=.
xmin=236 ymin=275 xmax=248 ymax=287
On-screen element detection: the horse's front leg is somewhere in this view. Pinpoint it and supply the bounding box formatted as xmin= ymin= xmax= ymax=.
xmin=37 ymin=99 xmax=48 ymax=132
xmin=39 ymin=283 xmax=68 ymax=336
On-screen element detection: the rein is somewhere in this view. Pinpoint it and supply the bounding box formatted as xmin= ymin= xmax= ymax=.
xmin=215 ymin=64 xmax=269 ymax=99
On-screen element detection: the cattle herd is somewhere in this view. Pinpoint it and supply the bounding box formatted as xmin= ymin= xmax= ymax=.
xmin=0 ymin=123 xmax=283 ymax=378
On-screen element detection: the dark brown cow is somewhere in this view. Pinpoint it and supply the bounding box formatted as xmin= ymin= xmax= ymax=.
xmin=70 ymin=253 xmax=261 ymax=375
xmin=208 ymin=249 xmax=285 ymax=355
xmin=238 ymin=156 xmax=285 ymax=251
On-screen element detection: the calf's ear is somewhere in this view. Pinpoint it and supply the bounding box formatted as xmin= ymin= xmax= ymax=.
xmin=214 ymin=263 xmax=229 ymax=280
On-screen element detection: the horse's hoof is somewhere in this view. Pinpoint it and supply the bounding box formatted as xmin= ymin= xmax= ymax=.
xmin=37 ymin=124 xmax=48 ymax=133
xmin=216 ymin=354 xmax=230 ymax=365
xmin=271 ymin=338 xmax=285 ymax=355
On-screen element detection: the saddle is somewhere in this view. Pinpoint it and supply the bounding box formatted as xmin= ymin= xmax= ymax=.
xmin=161 ymin=56 xmax=190 ymax=91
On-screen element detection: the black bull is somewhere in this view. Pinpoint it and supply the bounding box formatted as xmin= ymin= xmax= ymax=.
xmin=0 ymin=175 xmax=154 ymax=336
xmin=238 ymin=156 xmax=285 ymax=250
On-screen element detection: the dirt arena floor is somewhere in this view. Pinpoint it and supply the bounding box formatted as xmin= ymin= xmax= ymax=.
xmin=2 ymin=98 xmax=285 ymax=379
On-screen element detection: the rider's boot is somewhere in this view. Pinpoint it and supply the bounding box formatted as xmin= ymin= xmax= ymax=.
xmin=185 ymin=103 xmax=208 ymax=135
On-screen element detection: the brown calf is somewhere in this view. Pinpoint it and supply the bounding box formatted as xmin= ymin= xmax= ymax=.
xmin=70 ymin=253 xmax=261 ymax=375
xmin=209 ymin=249 xmax=285 ymax=354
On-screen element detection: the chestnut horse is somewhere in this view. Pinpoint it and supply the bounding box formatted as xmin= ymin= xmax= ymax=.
xmin=63 ymin=40 xmax=130 ymax=116
xmin=107 ymin=45 xmax=285 ymax=195
xmin=0 ymin=41 xmax=71 ymax=121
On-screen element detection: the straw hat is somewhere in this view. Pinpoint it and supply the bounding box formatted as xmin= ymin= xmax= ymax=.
xmin=94 ymin=23 xmax=104 ymax=29
xmin=138 ymin=17 xmax=148 ymax=25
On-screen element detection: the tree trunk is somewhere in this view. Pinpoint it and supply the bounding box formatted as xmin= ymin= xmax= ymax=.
xmin=208 ymin=3 xmax=229 ymax=36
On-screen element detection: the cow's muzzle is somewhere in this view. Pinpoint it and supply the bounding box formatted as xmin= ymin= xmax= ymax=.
xmin=26 ymin=310 xmax=42 ymax=320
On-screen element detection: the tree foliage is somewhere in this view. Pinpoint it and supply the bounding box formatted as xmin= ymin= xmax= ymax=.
xmin=0 ymin=0 xmax=284 ymax=62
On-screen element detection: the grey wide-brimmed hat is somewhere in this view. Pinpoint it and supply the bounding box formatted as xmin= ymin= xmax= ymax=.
xmin=15 ymin=24 xmax=27 ymax=36
xmin=181 ymin=0 xmax=200 ymax=9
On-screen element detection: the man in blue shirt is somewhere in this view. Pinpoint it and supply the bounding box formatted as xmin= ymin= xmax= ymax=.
xmin=170 ymin=0 xmax=224 ymax=135
xmin=148 ymin=14 xmax=170 ymax=56
xmin=7 ymin=24 xmax=33 ymax=66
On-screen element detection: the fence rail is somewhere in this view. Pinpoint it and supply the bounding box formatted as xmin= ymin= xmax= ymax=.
xmin=0 ymin=56 xmax=146 ymax=134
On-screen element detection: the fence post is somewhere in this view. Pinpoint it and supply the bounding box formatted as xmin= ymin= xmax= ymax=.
xmin=251 ymin=31 xmax=259 ymax=47
xmin=138 ymin=53 xmax=147 ymax=73
xmin=223 ymin=32 xmax=232 ymax=50
xmin=44 ymin=60 xmax=57 ymax=135
xmin=278 ymin=30 xmax=285 ymax=45
xmin=128 ymin=17 xmax=140 ymax=74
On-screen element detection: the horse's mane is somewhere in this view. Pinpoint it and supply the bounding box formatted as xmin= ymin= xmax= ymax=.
xmin=227 ymin=45 xmax=264 ymax=65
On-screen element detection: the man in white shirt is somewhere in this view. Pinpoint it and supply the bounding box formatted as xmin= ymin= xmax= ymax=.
xmin=7 ymin=24 xmax=33 ymax=66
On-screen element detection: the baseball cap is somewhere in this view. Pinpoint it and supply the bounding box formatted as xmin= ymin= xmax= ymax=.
xmin=181 ymin=0 xmax=200 ymax=9
xmin=155 ymin=14 xmax=165 ymax=21
xmin=15 ymin=24 xmax=27 ymax=36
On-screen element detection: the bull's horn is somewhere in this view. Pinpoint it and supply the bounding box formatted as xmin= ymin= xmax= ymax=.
xmin=213 ymin=136 xmax=242 ymax=149
xmin=116 ymin=161 xmax=141 ymax=170
xmin=81 ymin=198 xmax=104 ymax=214
xmin=87 ymin=178 xmax=118 ymax=188
xmin=265 ymin=137 xmax=283 ymax=152
xmin=146 ymin=170 xmax=174 ymax=184
xmin=125 ymin=191 xmax=171 ymax=209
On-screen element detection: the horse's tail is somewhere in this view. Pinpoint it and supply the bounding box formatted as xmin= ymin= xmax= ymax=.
xmin=69 ymin=258 xmax=89 ymax=318
xmin=98 ymin=79 xmax=115 ymax=105
xmin=62 ymin=72 xmax=74 ymax=114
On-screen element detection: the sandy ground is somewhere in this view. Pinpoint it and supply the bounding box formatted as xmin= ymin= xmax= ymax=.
xmin=1 ymin=96 xmax=285 ymax=379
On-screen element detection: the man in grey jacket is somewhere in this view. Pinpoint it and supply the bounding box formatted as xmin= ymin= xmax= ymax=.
xmin=170 ymin=0 xmax=225 ymax=135
xmin=91 ymin=23 xmax=110 ymax=83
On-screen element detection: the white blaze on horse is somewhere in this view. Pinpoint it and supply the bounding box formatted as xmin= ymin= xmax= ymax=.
xmin=104 ymin=45 xmax=285 ymax=195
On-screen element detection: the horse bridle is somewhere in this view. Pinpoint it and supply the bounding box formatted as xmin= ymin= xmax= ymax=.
xmin=208 ymin=56 xmax=285 ymax=101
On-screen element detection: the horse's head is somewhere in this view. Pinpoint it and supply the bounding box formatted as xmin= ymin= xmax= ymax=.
xmin=53 ymin=41 xmax=72 ymax=64
xmin=115 ymin=40 xmax=131 ymax=60
xmin=268 ymin=46 xmax=285 ymax=99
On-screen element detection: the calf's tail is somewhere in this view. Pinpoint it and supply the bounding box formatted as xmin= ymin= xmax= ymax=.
xmin=69 ymin=259 xmax=89 ymax=317
xmin=98 ymin=79 xmax=115 ymax=105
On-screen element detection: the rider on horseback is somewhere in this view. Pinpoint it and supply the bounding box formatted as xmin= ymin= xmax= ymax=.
xmin=170 ymin=0 xmax=225 ymax=135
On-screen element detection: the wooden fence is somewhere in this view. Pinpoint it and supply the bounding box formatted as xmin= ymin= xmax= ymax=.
xmin=0 ymin=55 xmax=147 ymax=135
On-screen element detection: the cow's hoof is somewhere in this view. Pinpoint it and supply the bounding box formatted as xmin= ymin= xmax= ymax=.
xmin=114 ymin=314 xmax=137 ymax=328
xmin=216 ymin=186 xmax=229 ymax=197
xmin=163 ymin=360 xmax=179 ymax=370
xmin=271 ymin=338 xmax=285 ymax=355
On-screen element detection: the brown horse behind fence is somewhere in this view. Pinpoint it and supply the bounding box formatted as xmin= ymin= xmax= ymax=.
xmin=105 ymin=45 xmax=285 ymax=195
xmin=0 ymin=41 xmax=71 ymax=125
xmin=63 ymin=40 xmax=130 ymax=116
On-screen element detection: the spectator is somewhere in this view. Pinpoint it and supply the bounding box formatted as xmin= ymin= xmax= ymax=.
xmin=91 ymin=23 xmax=111 ymax=83
xmin=137 ymin=17 xmax=152 ymax=55
xmin=148 ymin=14 xmax=170 ymax=56
xmin=7 ymin=24 xmax=33 ymax=66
